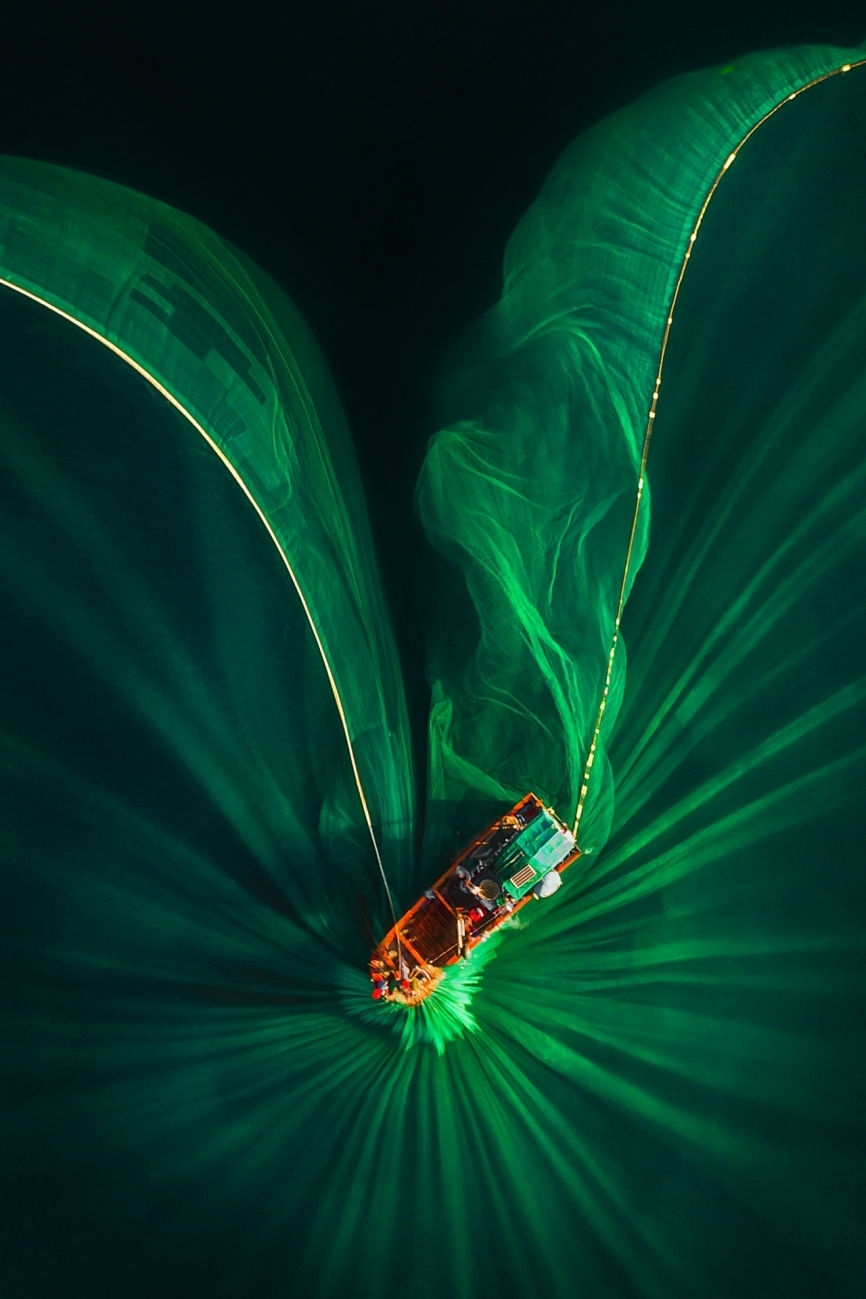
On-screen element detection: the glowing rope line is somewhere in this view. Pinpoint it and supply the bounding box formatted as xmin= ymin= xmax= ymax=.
xmin=572 ymin=56 xmax=866 ymax=840
xmin=0 ymin=274 xmax=402 ymax=933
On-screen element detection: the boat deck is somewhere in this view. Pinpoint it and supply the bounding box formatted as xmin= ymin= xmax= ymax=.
xmin=402 ymin=893 xmax=460 ymax=967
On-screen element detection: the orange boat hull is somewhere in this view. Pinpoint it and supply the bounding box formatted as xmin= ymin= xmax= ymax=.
xmin=370 ymin=793 xmax=579 ymax=1003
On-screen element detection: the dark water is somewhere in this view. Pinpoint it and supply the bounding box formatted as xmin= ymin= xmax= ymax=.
xmin=3 ymin=11 xmax=866 ymax=1299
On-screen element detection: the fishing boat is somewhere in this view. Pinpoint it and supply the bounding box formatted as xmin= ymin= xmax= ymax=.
xmin=369 ymin=792 xmax=580 ymax=1004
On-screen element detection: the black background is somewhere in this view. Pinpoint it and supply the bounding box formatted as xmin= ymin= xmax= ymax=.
xmin=2 ymin=0 xmax=863 ymax=485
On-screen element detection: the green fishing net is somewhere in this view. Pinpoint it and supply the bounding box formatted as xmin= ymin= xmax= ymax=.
xmin=2 ymin=40 xmax=865 ymax=1299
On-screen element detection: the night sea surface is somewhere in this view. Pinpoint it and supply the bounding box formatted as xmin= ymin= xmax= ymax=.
xmin=2 ymin=10 xmax=866 ymax=1299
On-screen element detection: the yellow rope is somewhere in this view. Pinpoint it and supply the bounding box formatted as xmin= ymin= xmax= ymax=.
xmin=0 ymin=274 xmax=402 ymax=938
xmin=572 ymin=56 xmax=866 ymax=840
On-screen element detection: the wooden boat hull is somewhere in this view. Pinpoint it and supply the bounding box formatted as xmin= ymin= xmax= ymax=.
xmin=370 ymin=793 xmax=580 ymax=1003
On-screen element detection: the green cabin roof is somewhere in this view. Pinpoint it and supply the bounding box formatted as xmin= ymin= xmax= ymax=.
xmin=495 ymin=811 xmax=575 ymax=900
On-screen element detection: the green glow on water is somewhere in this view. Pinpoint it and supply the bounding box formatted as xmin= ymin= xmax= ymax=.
xmin=344 ymin=927 xmax=510 ymax=1054
xmin=3 ymin=40 xmax=866 ymax=1299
